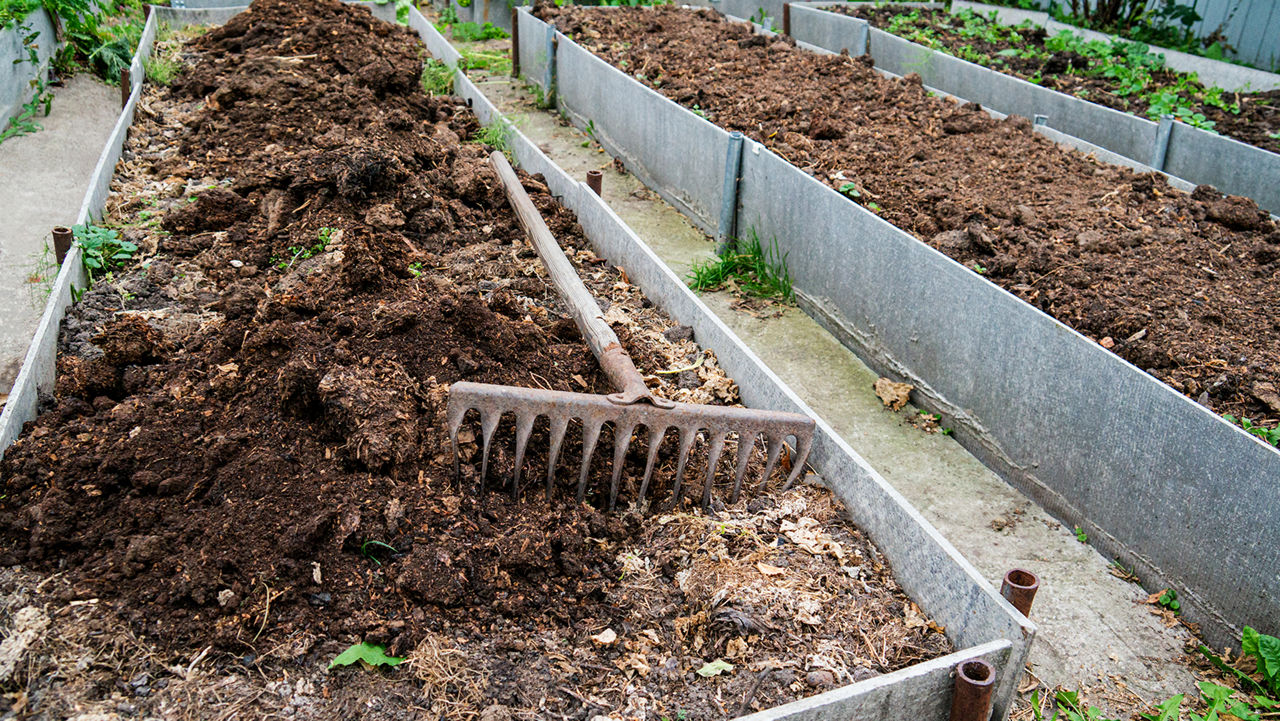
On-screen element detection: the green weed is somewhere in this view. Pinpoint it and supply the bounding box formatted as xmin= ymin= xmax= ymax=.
xmin=421 ymin=58 xmax=456 ymax=96
xmin=1222 ymin=415 xmax=1280 ymax=447
xmin=1156 ymin=588 xmax=1180 ymax=613
xmin=329 ymin=641 xmax=405 ymax=669
xmin=1073 ymin=526 xmax=1088 ymax=543
xmin=687 ymin=229 xmax=793 ymax=302
xmin=270 ymin=227 xmax=335 ymax=271
xmin=145 ymin=54 xmax=181 ymax=86
xmin=73 ymin=223 xmax=137 ymax=284
xmin=450 ymin=20 xmax=508 ymax=42
xmin=472 ymin=117 xmax=513 ymax=157
xmin=460 ymin=46 xmax=510 ymax=75
xmin=359 ymin=539 xmax=398 ymax=566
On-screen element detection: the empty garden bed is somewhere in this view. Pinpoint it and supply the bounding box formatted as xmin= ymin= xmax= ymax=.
xmin=537 ymin=4 xmax=1280 ymax=432
xmin=0 ymin=0 xmax=958 ymax=717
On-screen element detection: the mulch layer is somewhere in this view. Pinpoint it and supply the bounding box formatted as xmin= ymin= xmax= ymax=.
xmin=839 ymin=5 xmax=1280 ymax=155
xmin=538 ymin=4 xmax=1280 ymax=429
xmin=0 ymin=0 xmax=949 ymax=718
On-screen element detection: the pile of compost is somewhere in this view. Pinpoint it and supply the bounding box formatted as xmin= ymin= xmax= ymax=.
xmin=0 ymin=1 xmax=949 ymax=717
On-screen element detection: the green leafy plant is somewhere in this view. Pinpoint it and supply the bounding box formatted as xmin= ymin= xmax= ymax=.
xmin=687 ymin=229 xmax=793 ymax=302
xmin=1074 ymin=526 xmax=1088 ymax=543
xmin=0 ymin=19 xmax=53 ymax=144
xmin=328 ymin=642 xmax=406 ymax=670
xmin=73 ymin=223 xmax=137 ymax=283
xmin=145 ymin=54 xmax=180 ymax=85
xmin=971 ymin=263 xmax=987 ymax=274
xmin=1222 ymin=415 xmax=1280 ymax=447
xmin=838 ymin=182 xmax=861 ymax=198
xmin=1242 ymin=626 xmax=1280 ymax=698
xmin=271 ymin=227 xmax=335 ymax=270
xmin=1157 ymin=588 xmax=1180 ymax=614
xmin=407 ymin=261 xmax=425 ymax=277
xmin=449 ymin=20 xmax=508 ymax=42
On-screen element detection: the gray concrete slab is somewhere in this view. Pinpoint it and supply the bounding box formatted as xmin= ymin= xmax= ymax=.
xmin=0 ymin=75 xmax=118 ymax=402
xmin=476 ymin=69 xmax=1202 ymax=717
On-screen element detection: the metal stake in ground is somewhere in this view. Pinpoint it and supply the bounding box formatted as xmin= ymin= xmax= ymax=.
xmin=120 ymin=68 xmax=131 ymax=109
xmin=950 ymin=659 xmax=995 ymax=721
xmin=586 ymin=170 xmax=602 ymax=196
xmin=510 ymin=6 xmax=520 ymax=78
xmin=1000 ymin=568 xmax=1039 ymax=617
xmin=446 ymin=151 xmax=816 ymax=511
xmin=52 ymin=226 xmax=72 ymax=265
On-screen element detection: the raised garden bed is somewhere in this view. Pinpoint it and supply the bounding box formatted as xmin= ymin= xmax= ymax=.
xmin=0 ymin=0 xmax=1039 ymax=717
xmin=835 ymin=4 xmax=1279 ymax=155
xmin=518 ymin=3 xmax=1280 ymax=652
xmin=538 ymin=4 xmax=1280 ymax=430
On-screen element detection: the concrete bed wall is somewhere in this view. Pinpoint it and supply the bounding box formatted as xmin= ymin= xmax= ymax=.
xmin=0 ymin=7 xmax=59 ymax=130
xmin=0 ymin=3 xmax=1034 ymax=719
xmin=785 ymin=2 xmax=1280 ymax=215
xmin=517 ymin=9 xmax=1280 ymax=652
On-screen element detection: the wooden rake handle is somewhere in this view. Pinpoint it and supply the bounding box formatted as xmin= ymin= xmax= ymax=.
xmin=488 ymin=151 xmax=673 ymax=408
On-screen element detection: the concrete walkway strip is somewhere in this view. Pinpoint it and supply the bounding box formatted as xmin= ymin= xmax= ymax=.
xmin=0 ymin=3 xmax=1036 ymax=719
xmin=513 ymin=7 xmax=1277 ymax=655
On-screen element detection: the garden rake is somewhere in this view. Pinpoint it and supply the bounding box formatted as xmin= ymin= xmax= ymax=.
xmin=447 ymin=151 xmax=816 ymax=511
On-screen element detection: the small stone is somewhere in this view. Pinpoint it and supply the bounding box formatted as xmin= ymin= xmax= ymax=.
xmin=1099 ymin=337 xmax=1115 ymax=349
xmin=806 ymin=669 xmax=836 ymax=687
xmin=662 ymin=325 xmax=694 ymax=343
xmin=229 ymin=259 xmax=244 ymax=268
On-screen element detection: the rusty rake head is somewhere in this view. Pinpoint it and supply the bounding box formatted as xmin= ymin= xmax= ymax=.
xmin=448 ymin=381 xmax=815 ymax=511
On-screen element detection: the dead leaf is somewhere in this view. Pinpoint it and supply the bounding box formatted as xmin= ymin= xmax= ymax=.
xmin=874 ymin=378 xmax=913 ymax=411
xmin=590 ymin=628 xmax=618 ymax=646
xmin=756 ymin=562 xmax=786 ymax=577
xmin=571 ymin=374 xmax=587 ymax=388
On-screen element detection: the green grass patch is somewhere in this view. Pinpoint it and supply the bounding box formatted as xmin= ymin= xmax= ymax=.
xmin=687 ymin=229 xmax=793 ymax=302
xmin=421 ymin=58 xmax=455 ymax=95
xmin=451 ymin=20 xmax=508 ymax=42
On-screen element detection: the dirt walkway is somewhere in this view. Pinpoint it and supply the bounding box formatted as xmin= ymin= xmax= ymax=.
xmin=0 ymin=75 xmax=118 ymax=402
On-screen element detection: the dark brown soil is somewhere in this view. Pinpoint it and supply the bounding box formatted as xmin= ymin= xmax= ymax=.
xmin=839 ymin=6 xmax=1280 ymax=155
xmin=538 ymin=4 xmax=1280 ymax=429
xmin=0 ymin=1 xmax=949 ymax=717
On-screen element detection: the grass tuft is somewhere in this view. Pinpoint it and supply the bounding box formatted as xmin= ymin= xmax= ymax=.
xmin=421 ymin=58 xmax=456 ymax=96
xmin=687 ymin=229 xmax=793 ymax=302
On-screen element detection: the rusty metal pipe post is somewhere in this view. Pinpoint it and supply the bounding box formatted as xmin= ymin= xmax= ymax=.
xmin=1001 ymin=568 xmax=1040 ymax=617
xmin=120 ymin=68 xmax=131 ymax=109
xmin=510 ymin=6 xmax=520 ymax=78
xmin=52 ymin=226 xmax=73 ymax=265
xmin=950 ymin=659 xmax=995 ymax=721
xmin=143 ymin=3 xmax=150 ymax=20
xmin=586 ymin=170 xmax=602 ymax=196
xmin=782 ymin=3 xmax=791 ymax=37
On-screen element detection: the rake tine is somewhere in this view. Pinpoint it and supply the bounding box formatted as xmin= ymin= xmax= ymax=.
xmin=781 ymin=432 xmax=814 ymax=492
xmin=447 ymin=403 xmax=469 ymax=486
xmin=546 ymin=415 xmax=570 ymax=501
xmin=510 ymin=412 xmax=537 ymax=501
xmin=756 ymin=434 xmax=787 ymax=493
xmin=478 ymin=410 xmax=502 ymax=494
xmin=729 ymin=430 xmax=757 ymax=504
xmin=700 ymin=430 xmax=728 ymax=513
xmin=576 ymin=419 xmax=604 ymax=503
xmin=608 ymin=421 xmax=637 ymax=511
xmin=636 ymin=424 xmax=667 ymax=507
xmin=669 ymin=425 xmax=699 ymax=507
